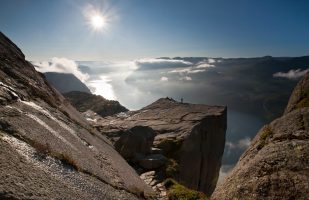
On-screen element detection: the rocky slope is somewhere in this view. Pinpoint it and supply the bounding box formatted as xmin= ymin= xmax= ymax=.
xmin=44 ymin=72 xmax=92 ymax=94
xmin=87 ymin=97 xmax=227 ymax=197
xmin=0 ymin=32 xmax=154 ymax=199
xmin=212 ymin=73 xmax=309 ymax=200
xmin=63 ymin=91 xmax=128 ymax=117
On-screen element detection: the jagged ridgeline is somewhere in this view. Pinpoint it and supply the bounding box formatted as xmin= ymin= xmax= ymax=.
xmin=0 ymin=32 xmax=155 ymax=199
xmin=212 ymin=73 xmax=309 ymax=199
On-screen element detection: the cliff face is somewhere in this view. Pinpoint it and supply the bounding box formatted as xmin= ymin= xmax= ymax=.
xmin=63 ymin=91 xmax=128 ymax=117
xmin=0 ymin=32 xmax=153 ymax=199
xmin=212 ymin=73 xmax=309 ymax=200
xmin=89 ymin=98 xmax=227 ymax=197
xmin=44 ymin=72 xmax=92 ymax=94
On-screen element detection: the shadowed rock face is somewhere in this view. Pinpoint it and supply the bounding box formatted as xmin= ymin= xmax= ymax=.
xmin=0 ymin=32 xmax=154 ymax=199
xmin=44 ymin=72 xmax=92 ymax=94
xmin=63 ymin=91 xmax=128 ymax=117
xmin=90 ymin=97 xmax=227 ymax=196
xmin=212 ymin=73 xmax=309 ymax=200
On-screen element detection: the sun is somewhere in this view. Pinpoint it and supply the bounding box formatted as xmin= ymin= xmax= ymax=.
xmin=91 ymin=14 xmax=106 ymax=29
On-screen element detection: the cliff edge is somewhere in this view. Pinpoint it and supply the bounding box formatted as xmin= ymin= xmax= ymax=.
xmin=88 ymin=97 xmax=227 ymax=197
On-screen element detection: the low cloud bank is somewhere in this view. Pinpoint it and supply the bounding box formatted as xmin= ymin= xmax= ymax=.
xmin=33 ymin=57 xmax=89 ymax=82
xmin=135 ymin=58 xmax=193 ymax=70
xmin=273 ymin=68 xmax=309 ymax=79
xmin=168 ymin=58 xmax=216 ymax=74
xmin=226 ymin=137 xmax=251 ymax=150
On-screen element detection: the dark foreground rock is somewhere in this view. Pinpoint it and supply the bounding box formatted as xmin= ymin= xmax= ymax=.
xmin=212 ymin=73 xmax=309 ymax=200
xmin=0 ymin=32 xmax=154 ymax=199
xmin=88 ymin=97 xmax=227 ymax=197
xmin=63 ymin=91 xmax=128 ymax=117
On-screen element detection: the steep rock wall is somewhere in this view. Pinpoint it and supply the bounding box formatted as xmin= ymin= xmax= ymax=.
xmin=212 ymin=73 xmax=309 ymax=200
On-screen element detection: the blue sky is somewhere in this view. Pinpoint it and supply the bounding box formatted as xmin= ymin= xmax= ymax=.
xmin=1 ymin=0 xmax=309 ymax=61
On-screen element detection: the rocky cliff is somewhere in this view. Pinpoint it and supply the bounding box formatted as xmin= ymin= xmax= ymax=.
xmin=63 ymin=91 xmax=128 ymax=117
xmin=212 ymin=73 xmax=309 ymax=200
xmin=0 ymin=32 xmax=154 ymax=199
xmin=87 ymin=98 xmax=227 ymax=197
xmin=44 ymin=72 xmax=92 ymax=94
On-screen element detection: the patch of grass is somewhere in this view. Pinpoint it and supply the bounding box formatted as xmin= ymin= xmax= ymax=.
xmin=157 ymin=139 xmax=183 ymax=158
xmin=257 ymin=125 xmax=273 ymax=150
xmin=296 ymin=93 xmax=309 ymax=109
xmin=164 ymin=179 xmax=208 ymax=200
xmin=165 ymin=159 xmax=179 ymax=178
xmin=50 ymin=152 xmax=80 ymax=171
xmin=260 ymin=125 xmax=273 ymax=141
xmin=29 ymin=140 xmax=80 ymax=171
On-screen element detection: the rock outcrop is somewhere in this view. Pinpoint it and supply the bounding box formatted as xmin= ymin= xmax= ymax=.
xmin=44 ymin=72 xmax=92 ymax=94
xmin=114 ymin=126 xmax=155 ymax=160
xmin=88 ymin=98 xmax=227 ymax=196
xmin=0 ymin=32 xmax=154 ymax=199
xmin=63 ymin=91 xmax=128 ymax=117
xmin=212 ymin=73 xmax=309 ymax=200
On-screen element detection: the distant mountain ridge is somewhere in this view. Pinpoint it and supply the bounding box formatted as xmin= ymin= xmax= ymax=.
xmin=44 ymin=72 xmax=91 ymax=94
xmin=63 ymin=91 xmax=128 ymax=117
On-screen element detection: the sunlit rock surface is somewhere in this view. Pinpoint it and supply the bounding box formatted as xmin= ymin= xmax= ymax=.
xmin=212 ymin=73 xmax=309 ymax=200
xmin=89 ymin=97 xmax=227 ymax=196
xmin=0 ymin=32 xmax=154 ymax=199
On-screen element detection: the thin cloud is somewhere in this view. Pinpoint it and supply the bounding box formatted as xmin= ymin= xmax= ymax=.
xmin=160 ymin=76 xmax=169 ymax=81
xmin=179 ymin=76 xmax=192 ymax=81
xmin=273 ymin=68 xmax=309 ymax=79
xmin=135 ymin=58 xmax=193 ymax=70
xmin=33 ymin=57 xmax=89 ymax=82
xmin=168 ymin=58 xmax=216 ymax=74
xmin=226 ymin=137 xmax=251 ymax=150
xmin=196 ymin=63 xmax=215 ymax=69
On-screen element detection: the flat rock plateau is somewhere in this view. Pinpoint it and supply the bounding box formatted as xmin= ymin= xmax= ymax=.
xmin=85 ymin=97 xmax=227 ymax=197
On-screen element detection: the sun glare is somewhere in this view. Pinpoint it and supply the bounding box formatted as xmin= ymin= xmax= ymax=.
xmin=83 ymin=4 xmax=111 ymax=32
xmin=91 ymin=14 xmax=105 ymax=29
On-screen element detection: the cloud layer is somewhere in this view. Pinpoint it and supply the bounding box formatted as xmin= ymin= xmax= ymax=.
xmin=135 ymin=58 xmax=193 ymax=70
xmin=33 ymin=57 xmax=89 ymax=82
xmin=273 ymin=68 xmax=309 ymax=79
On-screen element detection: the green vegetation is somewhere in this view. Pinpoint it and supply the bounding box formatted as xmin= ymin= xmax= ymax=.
xmin=260 ymin=125 xmax=273 ymax=141
xmin=157 ymin=139 xmax=183 ymax=158
xmin=257 ymin=125 xmax=273 ymax=150
xmin=296 ymin=90 xmax=309 ymax=109
xmin=164 ymin=179 xmax=208 ymax=200
xmin=165 ymin=159 xmax=179 ymax=178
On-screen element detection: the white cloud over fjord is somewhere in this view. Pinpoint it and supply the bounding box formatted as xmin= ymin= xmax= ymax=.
xmin=33 ymin=57 xmax=89 ymax=83
xmin=273 ymin=68 xmax=309 ymax=79
xmin=160 ymin=76 xmax=169 ymax=81
xmin=226 ymin=137 xmax=251 ymax=150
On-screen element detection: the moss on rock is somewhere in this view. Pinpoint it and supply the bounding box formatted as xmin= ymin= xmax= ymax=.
xmin=164 ymin=179 xmax=208 ymax=200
